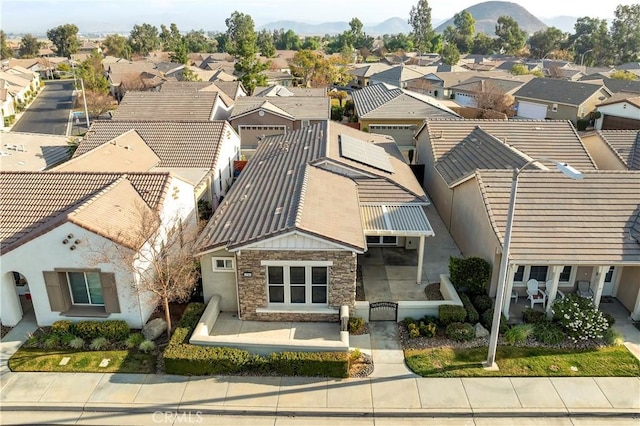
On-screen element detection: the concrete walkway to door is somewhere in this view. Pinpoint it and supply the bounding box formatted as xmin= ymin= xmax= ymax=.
xmin=368 ymin=322 xmax=416 ymax=378
xmin=1 ymin=309 xmax=38 ymax=381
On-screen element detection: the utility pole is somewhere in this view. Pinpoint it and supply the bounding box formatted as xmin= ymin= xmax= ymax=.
xmin=80 ymin=78 xmax=90 ymax=129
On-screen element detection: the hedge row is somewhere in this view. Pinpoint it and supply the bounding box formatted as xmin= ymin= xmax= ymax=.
xmin=458 ymin=293 xmax=480 ymax=324
xmin=163 ymin=303 xmax=349 ymax=378
xmin=51 ymin=319 xmax=130 ymax=341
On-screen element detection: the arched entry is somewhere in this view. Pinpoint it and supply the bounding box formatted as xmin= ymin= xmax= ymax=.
xmin=1 ymin=271 xmax=31 ymax=326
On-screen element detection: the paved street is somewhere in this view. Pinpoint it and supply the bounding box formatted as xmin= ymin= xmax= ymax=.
xmin=10 ymin=80 xmax=75 ymax=135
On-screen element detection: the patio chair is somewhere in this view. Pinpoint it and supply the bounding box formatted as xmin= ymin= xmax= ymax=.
xmin=577 ymin=281 xmax=594 ymax=299
xmin=526 ymin=279 xmax=546 ymax=309
xmin=543 ymin=281 xmax=565 ymax=305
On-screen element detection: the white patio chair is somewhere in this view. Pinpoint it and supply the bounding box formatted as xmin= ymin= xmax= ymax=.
xmin=577 ymin=280 xmax=594 ymax=299
xmin=543 ymin=280 xmax=565 ymax=305
xmin=526 ymin=279 xmax=546 ymax=309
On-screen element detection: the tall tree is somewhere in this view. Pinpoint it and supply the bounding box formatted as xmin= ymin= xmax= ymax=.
xmin=383 ymin=33 xmax=414 ymax=52
xmin=569 ymin=17 xmax=612 ymax=66
xmin=160 ymin=23 xmax=182 ymax=52
xmin=471 ymin=32 xmax=495 ymax=54
xmin=1 ymin=30 xmax=14 ymax=59
xmin=78 ymin=50 xmax=109 ymax=93
xmin=409 ymin=0 xmax=435 ymax=53
xmin=46 ymin=24 xmax=80 ymax=58
xmin=301 ymin=36 xmax=321 ymax=50
xmin=348 ymin=17 xmax=373 ymax=50
xmin=129 ymin=23 xmax=160 ymax=55
xmin=257 ymin=29 xmax=276 ymax=57
xmin=441 ymin=42 xmax=460 ymax=65
xmin=169 ymin=41 xmax=188 ymax=64
xmin=610 ymin=4 xmax=640 ymax=63
xmin=225 ymin=11 xmax=267 ymax=93
xmin=528 ymin=27 xmax=568 ymax=59
xmin=494 ymin=16 xmax=526 ymax=55
xmin=183 ymin=30 xmax=216 ymax=53
xmin=19 ymin=34 xmax=42 ymax=58
xmin=275 ymin=29 xmax=301 ymax=50
xmin=444 ymin=10 xmax=476 ymax=54
xmin=102 ymin=34 xmax=129 ymax=58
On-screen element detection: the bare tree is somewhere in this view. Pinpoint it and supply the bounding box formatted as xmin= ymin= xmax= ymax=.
xmin=474 ymin=82 xmax=515 ymax=118
xmin=89 ymin=201 xmax=199 ymax=337
xmin=84 ymin=90 xmax=116 ymax=118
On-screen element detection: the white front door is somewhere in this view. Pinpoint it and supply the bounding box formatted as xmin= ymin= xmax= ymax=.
xmin=602 ymin=266 xmax=617 ymax=296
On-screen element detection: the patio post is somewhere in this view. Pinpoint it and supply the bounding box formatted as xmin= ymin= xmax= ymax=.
xmin=545 ymin=265 xmax=562 ymax=319
xmin=416 ymin=235 xmax=425 ymax=284
xmin=593 ymin=265 xmax=608 ymax=307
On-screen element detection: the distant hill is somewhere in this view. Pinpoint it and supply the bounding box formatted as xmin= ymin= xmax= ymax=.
xmin=258 ymin=17 xmax=411 ymax=35
xmin=540 ymin=16 xmax=578 ymax=34
xmin=435 ymin=1 xmax=547 ymax=36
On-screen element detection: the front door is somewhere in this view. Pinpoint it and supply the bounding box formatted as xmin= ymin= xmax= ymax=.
xmin=602 ymin=266 xmax=617 ymax=296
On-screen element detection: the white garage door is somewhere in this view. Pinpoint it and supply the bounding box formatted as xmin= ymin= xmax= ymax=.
xmin=516 ymin=101 xmax=548 ymax=119
xmin=369 ymin=125 xmax=416 ymax=162
xmin=454 ymin=92 xmax=477 ymax=108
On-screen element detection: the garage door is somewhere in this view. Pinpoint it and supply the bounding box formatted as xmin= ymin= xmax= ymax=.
xmin=454 ymin=92 xmax=477 ymax=108
xmin=238 ymin=125 xmax=287 ymax=152
xmin=602 ymin=114 xmax=640 ymax=130
xmin=516 ymin=101 xmax=548 ymax=119
xmin=369 ymin=124 xmax=415 ymax=161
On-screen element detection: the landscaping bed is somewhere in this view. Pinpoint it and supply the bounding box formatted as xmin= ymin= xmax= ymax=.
xmin=9 ymin=348 xmax=155 ymax=373
xmin=1 ymin=324 xmax=11 ymax=339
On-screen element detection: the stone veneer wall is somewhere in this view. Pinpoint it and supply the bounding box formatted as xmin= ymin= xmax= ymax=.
xmin=235 ymin=250 xmax=357 ymax=321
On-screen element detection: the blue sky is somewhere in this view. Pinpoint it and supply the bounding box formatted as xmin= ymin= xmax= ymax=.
xmin=1 ymin=0 xmax=632 ymax=34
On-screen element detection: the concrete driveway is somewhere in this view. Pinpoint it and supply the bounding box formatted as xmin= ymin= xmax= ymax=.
xmin=11 ymin=80 xmax=75 ymax=135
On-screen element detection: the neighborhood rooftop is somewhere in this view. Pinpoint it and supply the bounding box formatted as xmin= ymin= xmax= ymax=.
xmin=229 ymin=96 xmax=330 ymax=120
xmin=596 ymin=130 xmax=640 ymax=170
xmin=0 ymin=132 xmax=70 ymax=171
xmin=110 ymin=91 xmax=223 ymax=121
xmin=513 ymin=78 xmax=610 ymax=106
xmin=477 ymin=169 xmax=640 ymax=264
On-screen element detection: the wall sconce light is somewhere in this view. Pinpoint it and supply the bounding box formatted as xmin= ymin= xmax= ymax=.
xmin=70 ymin=245 xmax=76 ymax=251
xmin=67 ymin=234 xmax=74 ymax=239
xmin=62 ymin=239 xmax=69 ymax=244
xmin=74 ymin=239 xmax=81 ymax=244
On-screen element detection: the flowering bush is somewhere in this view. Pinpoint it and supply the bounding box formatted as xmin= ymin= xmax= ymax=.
xmin=552 ymin=294 xmax=609 ymax=343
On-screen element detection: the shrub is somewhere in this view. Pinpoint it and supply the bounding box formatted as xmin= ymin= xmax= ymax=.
xmin=139 ymin=340 xmax=156 ymax=353
xmin=458 ymin=293 xmax=479 ymax=324
xmin=99 ymin=320 xmax=130 ymax=341
xmin=439 ymin=305 xmax=467 ymax=326
xmin=125 ymin=333 xmax=145 ymax=349
xmin=449 ymin=256 xmax=491 ymax=295
xmin=602 ymin=312 xmax=616 ymax=328
xmin=43 ymin=334 xmax=61 ymax=349
xmin=89 ymin=337 xmax=109 ymax=350
xmin=25 ymin=334 xmax=40 ymax=348
xmin=51 ymin=320 xmax=73 ymax=334
xmin=445 ymin=322 xmax=475 ymax=341
xmin=418 ymin=321 xmax=437 ymax=338
xmin=472 ymin=294 xmax=493 ymax=313
xmin=73 ymin=321 xmax=102 ymax=340
xmin=59 ymin=332 xmax=77 ymax=346
xmin=348 ymin=317 xmax=365 ymax=334
xmin=169 ymin=303 xmax=206 ymax=346
xmin=576 ymin=119 xmax=589 ymax=131
xmin=408 ymin=323 xmax=421 ymax=338
xmin=481 ymin=309 xmax=508 ymax=334
xmin=552 ymin=294 xmax=609 ymax=342
xmin=504 ymin=324 xmax=534 ymax=345
xmin=522 ymin=308 xmax=547 ymax=324
xmin=268 ymin=351 xmax=349 ymax=377
xmin=68 ymin=336 xmax=85 ymax=349
xmin=533 ymin=321 xmax=565 ymax=345
xmin=603 ymin=328 xmax=624 ymax=346
xmin=331 ymin=105 xmax=344 ymax=121
xmin=402 ymin=317 xmax=418 ymax=328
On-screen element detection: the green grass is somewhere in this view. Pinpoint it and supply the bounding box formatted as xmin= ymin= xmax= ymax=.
xmin=8 ymin=348 xmax=156 ymax=373
xmin=405 ymin=346 xmax=640 ymax=377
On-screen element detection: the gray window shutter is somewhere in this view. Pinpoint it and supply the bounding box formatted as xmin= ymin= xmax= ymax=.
xmin=100 ymin=273 xmax=120 ymax=313
xmin=43 ymin=271 xmax=71 ymax=312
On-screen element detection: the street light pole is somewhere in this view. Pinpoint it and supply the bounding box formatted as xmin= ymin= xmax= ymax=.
xmin=484 ymin=158 xmax=583 ymax=370
xmin=80 ymin=77 xmax=90 ymax=129
xmin=580 ymin=49 xmax=594 ymax=70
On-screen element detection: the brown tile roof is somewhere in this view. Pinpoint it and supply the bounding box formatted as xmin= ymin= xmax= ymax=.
xmin=75 ymin=120 xmax=229 ymax=169
xmin=0 ymin=172 xmax=171 ymax=253
xmin=230 ymin=97 xmax=330 ymax=120
xmin=159 ymin=81 xmax=234 ymax=106
xmin=597 ymin=94 xmax=640 ymax=108
xmin=106 ymin=62 xmax=161 ymax=85
xmin=253 ymin=85 xmax=327 ymax=97
xmin=111 ymin=91 xmax=220 ymax=121
xmin=422 ymin=119 xmax=598 ymax=172
xmin=477 ymin=170 xmax=640 ymax=264
xmin=195 ymin=121 xmax=426 ymax=253
xmin=597 ymin=130 xmax=640 ymax=170
xmin=0 ymin=132 xmax=70 ymax=171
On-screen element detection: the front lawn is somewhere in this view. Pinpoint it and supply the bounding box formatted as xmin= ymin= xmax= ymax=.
xmin=405 ymin=346 xmax=640 ymax=377
xmin=8 ymin=348 xmax=156 ymax=373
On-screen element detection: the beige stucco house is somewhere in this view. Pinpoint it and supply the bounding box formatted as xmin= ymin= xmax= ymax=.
xmin=594 ymin=95 xmax=640 ymax=130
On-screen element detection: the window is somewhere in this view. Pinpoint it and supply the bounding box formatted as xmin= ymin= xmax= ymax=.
xmin=366 ymin=236 xmax=398 ymax=246
xmin=266 ymin=265 xmax=329 ymax=306
xmin=513 ymin=265 xmax=525 ymax=282
xmin=67 ymin=272 xmax=103 ymax=306
xmin=529 ymin=266 xmax=548 ymax=282
xmin=559 ymin=266 xmax=572 ymax=282
xmin=213 ymin=257 xmax=234 ymax=271
xmin=219 ymin=170 xmax=223 ymax=192
xmin=604 ymin=266 xmax=615 ymax=283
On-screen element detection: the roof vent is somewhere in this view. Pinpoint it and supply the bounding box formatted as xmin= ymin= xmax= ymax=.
xmin=274 ymin=207 xmax=283 ymax=214
xmin=286 ymin=169 xmax=294 ymax=175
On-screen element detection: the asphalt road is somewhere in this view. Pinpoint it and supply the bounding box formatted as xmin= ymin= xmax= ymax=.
xmin=11 ymin=80 xmax=75 ymax=135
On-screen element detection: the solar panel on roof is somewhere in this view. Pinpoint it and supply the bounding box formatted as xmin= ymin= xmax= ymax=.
xmin=340 ymin=134 xmax=394 ymax=173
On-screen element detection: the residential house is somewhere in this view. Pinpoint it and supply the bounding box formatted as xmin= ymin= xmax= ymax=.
xmin=449 ymin=75 xmax=534 ymax=108
xmin=160 ymin=80 xmax=246 ymax=100
xmin=415 ymin=119 xmax=598 ymax=231
xmin=351 ymin=83 xmax=459 ymax=160
xmin=194 ymin=121 xmax=434 ymax=320
xmin=349 ymin=63 xmax=392 ymax=89
xmin=513 ymin=78 xmax=612 ymax=122
xmin=593 ymin=95 xmax=640 ymax=130
xmin=581 ymin=130 xmax=640 ymax=170
xmin=454 ymin=169 xmax=640 ymax=321
xmin=111 ymin=91 xmax=233 ymax=121
xmin=62 ymin=120 xmax=240 ymax=205
xmin=580 ymin=74 xmax=640 ymax=95
xmin=406 ymin=70 xmax=513 ymax=100
xmin=0 ymin=80 xmax=16 ymax=122
xmin=369 ymin=64 xmax=428 ymax=89
xmin=253 ymin=85 xmax=326 ymax=97
xmin=0 ymin=70 xmax=33 ymax=104
xmin=0 ymin=133 xmax=70 ymax=170
xmin=0 ymin=171 xmax=196 ymax=327
xmin=228 ymin=96 xmax=330 ymax=157
xmin=105 ymin=62 xmax=164 ymax=101
xmin=263 ymin=70 xmax=294 ymax=87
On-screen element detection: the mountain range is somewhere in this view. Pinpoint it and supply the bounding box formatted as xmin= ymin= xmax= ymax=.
xmin=258 ymin=18 xmax=413 ymax=36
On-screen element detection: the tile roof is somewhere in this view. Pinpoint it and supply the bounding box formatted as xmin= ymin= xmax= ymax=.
xmin=370 ymin=65 xmax=428 ymax=83
xmin=351 ymin=83 xmax=458 ymax=119
xmin=0 ymin=132 xmax=70 ymax=171
xmin=422 ymin=119 xmax=598 ymax=172
xmin=253 ymin=85 xmax=327 ymax=97
xmin=597 ymin=94 xmax=640 ymax=109
xmin=111 ymin=91 xmax=220 ymax=121
xmin=195 ymin=121 xmax=427 ymax=253
xmin=74 ymin=120 xmax=228 ymax=169
xmin=450 ymin=75 xmax=534 ymax=94
xmin=597 ymin=130 xmax=640 ymax=170
xmin=105 ymin=62 xmax=161 ymax=85
xmin=159 ymin=80 xmax=235 ymax=106
xmin=476 ymin=170 xmax=640 ymax=264
xmin=580 ymin=75 xmax=640 ymax=94
xmin=230 ymin=97 xmax=330 ymax=120
xmin=435 ymin=127 xmax=538 ymax=187
xmin=350 ymin=63 xmax=392 ymax=78
xmin=513 ymin=78 xmax=609 ymax=106
xmin=0 ymin=172 xmax=172 ymax=253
